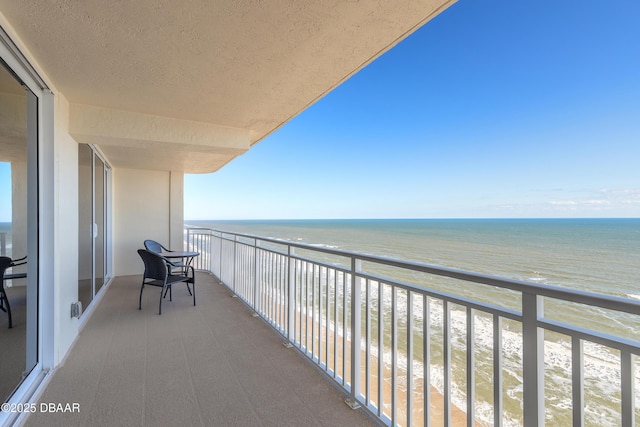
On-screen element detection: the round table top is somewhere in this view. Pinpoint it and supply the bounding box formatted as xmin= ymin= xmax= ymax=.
xmin=158 ymin=251 xmax=199 ymax=258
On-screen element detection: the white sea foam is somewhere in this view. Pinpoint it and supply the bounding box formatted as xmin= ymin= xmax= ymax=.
xmin=268 ymin=255 xmax=638 ymax=427
xmin=307 ymin=243 xmax=340 ymax=249
xmin=354 ymin=284 xmax=638 ymax=427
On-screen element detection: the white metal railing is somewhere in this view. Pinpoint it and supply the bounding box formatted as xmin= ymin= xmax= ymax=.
xmin=186 ymin=227 xmax=640 ymax=427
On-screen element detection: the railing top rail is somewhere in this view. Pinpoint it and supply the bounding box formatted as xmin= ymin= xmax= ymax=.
xmin=198 ymin=227 xmax=640 ymax=316
xmin=185 ymin=227 xmax=214 ymax=232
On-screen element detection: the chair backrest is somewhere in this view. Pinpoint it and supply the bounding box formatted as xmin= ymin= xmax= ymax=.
xmin=143 ymin=239 xmax=168 ymax=254
xmin=137 ymin=249 xmax=168 ymax=281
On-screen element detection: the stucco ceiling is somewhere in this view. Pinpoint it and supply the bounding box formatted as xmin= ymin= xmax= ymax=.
xmin=0 ymin=0 xmax=454 ymax=173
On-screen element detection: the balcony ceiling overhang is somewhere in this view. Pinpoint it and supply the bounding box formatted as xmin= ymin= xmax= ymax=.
xmin=0 ymin=0 xmax=455 ymax=173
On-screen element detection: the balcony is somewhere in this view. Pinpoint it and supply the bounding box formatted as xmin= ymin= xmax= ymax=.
xmin=24 ymin=272 xmax=376 ymax=427
xmin=21 ymin=226 xmax=640 ymax=427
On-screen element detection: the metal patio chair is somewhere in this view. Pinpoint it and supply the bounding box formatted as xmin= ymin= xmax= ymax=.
xmin=137 ymin=249 xmax=195 ymax=315
xmin=143 ymin=239 xmax=185 ymax=273
xmin=1 ymin=255 xmax=27 ymax=328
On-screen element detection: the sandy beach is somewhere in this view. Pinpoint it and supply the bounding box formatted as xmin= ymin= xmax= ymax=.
xmin=282 ymin=303 xmax=482 ymax=427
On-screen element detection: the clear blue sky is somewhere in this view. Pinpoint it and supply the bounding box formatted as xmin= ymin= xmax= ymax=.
xmin=8 ymin=1 xmax=638 ymax=223
xmin=186 ymin=0 xmax=639 ymax=220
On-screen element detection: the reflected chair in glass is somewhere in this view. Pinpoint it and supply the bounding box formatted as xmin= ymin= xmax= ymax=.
xmin=0 ymin=255 xmax=27 ymax=328
xmin=137 ymin=249 xmax=195 ymax=315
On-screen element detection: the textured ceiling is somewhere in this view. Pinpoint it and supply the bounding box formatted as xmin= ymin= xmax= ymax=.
xmin=0 ymin=0 xmax=454 ymax=172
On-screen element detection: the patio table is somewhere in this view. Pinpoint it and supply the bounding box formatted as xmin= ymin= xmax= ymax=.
xmin=158 ymin=251 xmax=199 ymax=267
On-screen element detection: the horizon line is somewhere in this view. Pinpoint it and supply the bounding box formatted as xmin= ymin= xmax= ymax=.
xmin=184 ymin=216 xmax=640 ymax=221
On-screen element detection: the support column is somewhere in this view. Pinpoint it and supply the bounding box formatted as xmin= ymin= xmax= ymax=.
xmin=169 ymin=171 xmax=184 ymax=250
xmin=522 ymin=293 xmax=544 ymax=427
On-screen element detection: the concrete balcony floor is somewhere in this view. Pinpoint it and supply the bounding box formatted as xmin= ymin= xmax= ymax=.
xmin=25 ymin=273 xmax=375 ymax=427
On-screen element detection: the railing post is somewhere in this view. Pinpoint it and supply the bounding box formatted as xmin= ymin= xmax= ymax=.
xmin=572 ymin=336 xmax=584 ymax=427
xmin=286 ymin=245 xmax=295 ymax=346
xmin=621 ymin=351 xmax=635 ymax=427
xmin=232 ymin=235 xmax=237 ymax=294
xmin=443 ymin=300 xmax=451 ymax=426
xmin=424 ymin=295 xmax=431 ymax=427
xmin=493 ymin=314 xmax=503 ymax=427
xmin=206 ymin=232 xmax=212 ymax=272
xmin=215 ymin=233 xmax=218 ymax=275
xmin=522 ymin=293 xmax=544 ymax=427
xmin=346 ymin=257 xmax=362 ymax=409
xmin=466 ymin=306 xmax=475 ymax=427
xmin=218 ymin=232 xmax=222 ymax=277
xmin=253 ymin=238 xmax=258 ymax=312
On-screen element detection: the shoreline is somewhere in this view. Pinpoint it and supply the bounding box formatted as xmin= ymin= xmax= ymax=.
xmin=291 ymin=307 xmax=483 ymax=426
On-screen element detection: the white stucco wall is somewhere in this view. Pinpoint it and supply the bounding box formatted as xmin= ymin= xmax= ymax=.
xmin=113 ymin=168 xmax=171 ymax=276
xmin=53 ymin=94 xmax=80 ymax=362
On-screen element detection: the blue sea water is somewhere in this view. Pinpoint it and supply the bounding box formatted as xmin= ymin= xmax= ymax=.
xmin=186 ymin=218 xmax=640 ymax=300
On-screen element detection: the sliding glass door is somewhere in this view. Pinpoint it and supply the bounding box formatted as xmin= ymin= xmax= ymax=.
xmin=78 ymin=145 xmax=111 ymax=312
xmin=0 ymin=58 xmax=39 ymax=401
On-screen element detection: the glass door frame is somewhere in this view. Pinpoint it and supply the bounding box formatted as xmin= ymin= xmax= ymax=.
xmin=0 ymin=25 xmax=54 ymax=422
xmin=78 ymin=144 xmax=112 ymax=314
xmin=94 ymin=147 xmax=112 ymax=295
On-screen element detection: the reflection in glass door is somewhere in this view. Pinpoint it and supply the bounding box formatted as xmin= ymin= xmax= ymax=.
xmin=78 ymin=145 xmax=92 ymax=308
xmin=0 ymin=59 xmax=39 ymax=401
xmin=94 ymin=155 xmax=104 ymax=295
xmin=78 ymin=145 xmax=110 ymax=312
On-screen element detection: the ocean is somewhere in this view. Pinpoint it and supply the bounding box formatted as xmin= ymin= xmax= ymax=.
xmin=186 ymin=218 xmax=640 ymax=298
xmin=185 ymin=218 xmax=640 ymax=426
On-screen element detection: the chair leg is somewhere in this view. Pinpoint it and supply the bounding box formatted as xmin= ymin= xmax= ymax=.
xmin=0 ymin=289 xmax=12 ymax=329
xmin=161 ymin=286 xmax=173 ymax=300
xmin=159 ymin=285 xmax=166 ymax=315
xmin=139 ymin=283 xmax=145 ymax=310
xmin=6 ymin=296 xmax=11 ymax=328
xmin=186 ymin=266 xmax=195 ymax=299
xmin=192 ymin=280 xmax=196 ymax=306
